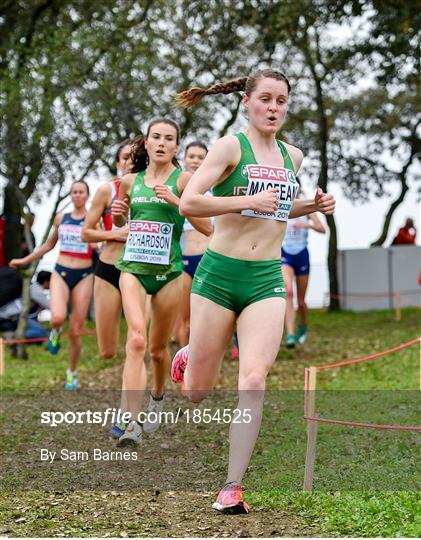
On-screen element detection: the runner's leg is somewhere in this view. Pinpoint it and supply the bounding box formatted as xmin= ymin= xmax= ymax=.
xmin=179 ymin=271 xmax=193 ymax=346
xmin=296 ymin=274 xmax=309 ymax=326
xmin=50 ymin=271 xmax=69 ymax=330
xmin=120 ymin=272 xmax=148 ymax=419
xmin=227 ymin=296 xmax=286 ymax=483
xmin=69 ymin=274 xmax=94 ymax=372
xmin=148 ymin=276 xmax=183 ymax=397
xmin=94 ymin=275 xmax=122 ymax=358
xmin=184 ymin=294 xmax=236 ymax=401
xmin=282 ymin=264 xmax=295 ymax=337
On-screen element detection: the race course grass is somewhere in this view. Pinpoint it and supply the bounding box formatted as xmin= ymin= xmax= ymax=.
xmin=1 ymin=307 xmax=420 ymax=537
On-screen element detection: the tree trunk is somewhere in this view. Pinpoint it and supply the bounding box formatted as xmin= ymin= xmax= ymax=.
xmin=370 ymin=178 xmax=409 ymax=246
xmin=326 ymin=214 xmax=340 ymax=311
xmin=3 ymin=181 xmax=22 ymax=263
xmin=303 ymin=31 xmax=340 ymax=312
xmin=13 ymin=270 xmax=31 ymax=359
xmin=370 ymin=146 xmax=416 ymax=246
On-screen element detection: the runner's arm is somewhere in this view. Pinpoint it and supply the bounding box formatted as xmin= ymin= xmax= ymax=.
xmin=112 ymin=174 xmax=134 ymax=227
xmin=179 ymin=136 xmax=278 ymax=217
xmin=177 ymin=172 xmax=212 ymax=236
xmin=82 ymin=184 xmax=127 ymax=242
xmin=308 ymin=212 xmax=326 ymax=233
xmin=9 ymin=214 xmax=61 ymax=269
xmin=290 ymin=188 xmax=335 ymax=218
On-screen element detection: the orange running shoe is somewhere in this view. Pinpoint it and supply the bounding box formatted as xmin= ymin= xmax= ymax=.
xmin=171 ymin=345 xmax=189 ymax=384
xmin=212 ymin=482 xmax=250 ymax=514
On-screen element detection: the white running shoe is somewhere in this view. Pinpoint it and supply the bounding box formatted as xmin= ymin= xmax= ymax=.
xmin=143 ymin=394 xmax=164 ymax=434
xmin=117 ymin=420 xmax=142 ymax=447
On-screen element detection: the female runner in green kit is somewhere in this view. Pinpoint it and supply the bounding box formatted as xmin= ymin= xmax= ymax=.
xmin=171 ymin=69 xmax=335 ymax=514
xmin=111 ymin=118 xmax=212 ymax=446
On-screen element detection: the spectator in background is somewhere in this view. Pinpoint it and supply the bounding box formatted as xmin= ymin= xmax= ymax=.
xmin=29 ymin=271 xmax=51 ymax=318
xmin=0 ymin=269 xmax=51 ymax=340
xmin=392 ymin=218 xmax=416 ymax=245
xmin=0 ymin=267 xmax=22 ymax=309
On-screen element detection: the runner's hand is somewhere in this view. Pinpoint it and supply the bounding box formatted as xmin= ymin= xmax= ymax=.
xmin=249 ymin=188 xmax=279 ymax=214
xmin=294 ymin=220 xmax=310 ymax=228
xmin=111 ymin=199 xmax=129 ymax=218
xmin=314 ymin=188 xmax=335 ymax=214
xmin=112 ymin=227 xmax=129 ymax=242
xmin=154 ymin=185 xmax=180 ymax=206
xmin=9 ymin=258 xmax=26 ymax=269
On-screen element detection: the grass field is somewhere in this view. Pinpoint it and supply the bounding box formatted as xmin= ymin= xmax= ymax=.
xmin=0 ymin=308 xmax=420 ymax=537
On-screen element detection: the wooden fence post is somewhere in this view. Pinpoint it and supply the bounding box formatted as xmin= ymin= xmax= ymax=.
xmin=303 ymin=367 xmax=318 ymax=491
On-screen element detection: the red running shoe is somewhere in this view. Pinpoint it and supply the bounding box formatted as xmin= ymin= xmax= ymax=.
xmin=230 ymin=346 xmax=239 ymax=360
xmin=171 ymin=345 xmax=189 ymax=384
xmin=212 ymin=482 xmax=250 ymax=514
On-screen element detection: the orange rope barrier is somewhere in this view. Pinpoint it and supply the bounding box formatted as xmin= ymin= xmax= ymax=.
xmin=303 ymin=414 xmax=421 ymax=431
xmin=302 ymin=339 xmax=421 ymax=489
xmin=316 ymin=337 xmax=420 ymax=371
xmin=329 ymin=289 xmax=419 ymax=299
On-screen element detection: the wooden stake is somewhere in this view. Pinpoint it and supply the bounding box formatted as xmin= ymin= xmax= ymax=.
xmin=303 ymin=366 xmax=318 ymax=491
xmin=395 ymin=292 xmax=401 ymax=322
xmin=0 ymin=338 xmax=4 ymax=376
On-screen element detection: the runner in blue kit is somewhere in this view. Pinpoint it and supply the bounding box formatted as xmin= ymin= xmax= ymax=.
xmin=282 ymin=180 xmax=325 ymax=347
xmin=82 ymin=138 xmax=135 ymax=360
xmin=171 ymin=69 xmax=335 ymax=514
xmin=10 ymin=181 xmax=95 ymax=389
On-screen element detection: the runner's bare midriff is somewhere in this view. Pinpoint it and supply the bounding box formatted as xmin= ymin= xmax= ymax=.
xmin=183 ymin=229 xmax=211 ymax=256
xmin=209 ymin=213 xmax=286 ymax=261
xmin=99 ymin=241 xmax=126 ymax=265
xmin=56 ymin=254 xmax=94 ymax=269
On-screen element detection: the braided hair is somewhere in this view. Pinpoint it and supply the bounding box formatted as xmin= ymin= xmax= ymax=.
xmin=176 ymin=69 xmax=291 ymax=108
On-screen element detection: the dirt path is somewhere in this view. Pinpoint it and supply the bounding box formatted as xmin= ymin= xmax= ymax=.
xmin=1 ymin=490 xmax=318 ymax=537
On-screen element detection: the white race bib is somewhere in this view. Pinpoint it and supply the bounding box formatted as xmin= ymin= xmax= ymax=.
xmin=59 ymin=224 xmax=88 ymax=254
xmin=123 ymin=220 xmax=173 ymax=265
xmin=241 ymin=165 xmax=298 ymax=221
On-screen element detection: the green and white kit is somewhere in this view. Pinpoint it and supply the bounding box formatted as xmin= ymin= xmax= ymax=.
xmin=116 ymin=169 xmax=185 ymax=294
xmin=192 ymin=132 xmax=297 ymax=312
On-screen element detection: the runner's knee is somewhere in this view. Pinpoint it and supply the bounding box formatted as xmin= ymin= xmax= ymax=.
xmin=69 ymin=324 xmax=83 ymax=339
xmin=149 ymin=346 xmax=167 ymax=364
xmin=126 ymin=332 xmax=146 ymax=355
xmin=239 ymin=370 xmax=268 ymax=391
xmin=100 ymin=346 xmax=118 ymax=359
xmin=51 ymin=314 xmax=65 ymax=328
xmin=185 ymin=387 xmax=211 ymax=403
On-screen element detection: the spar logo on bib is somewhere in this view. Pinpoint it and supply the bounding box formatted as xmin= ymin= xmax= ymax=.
xmin=161 ymin=223 xmax=171 ymax=235
xmin=287 ymin=170 xmax=296 ymax=183
xmin=248 ymin=165 xmax=289 ymax=182
xmin=130 ymin=221 xmax=160 ymax=233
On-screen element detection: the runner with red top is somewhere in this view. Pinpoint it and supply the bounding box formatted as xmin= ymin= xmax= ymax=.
xmin=82 ymin=139 xmax=137 ymax=438
xmin=172 ymin=69 xmax=335 ymax=514
xmin=82 ymin=138 xmax=135 ymax=362
xmin=173 ymin=141 xmax=211 ymax=347
xmin=10 ymin=180 xmax=95 ymax=389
